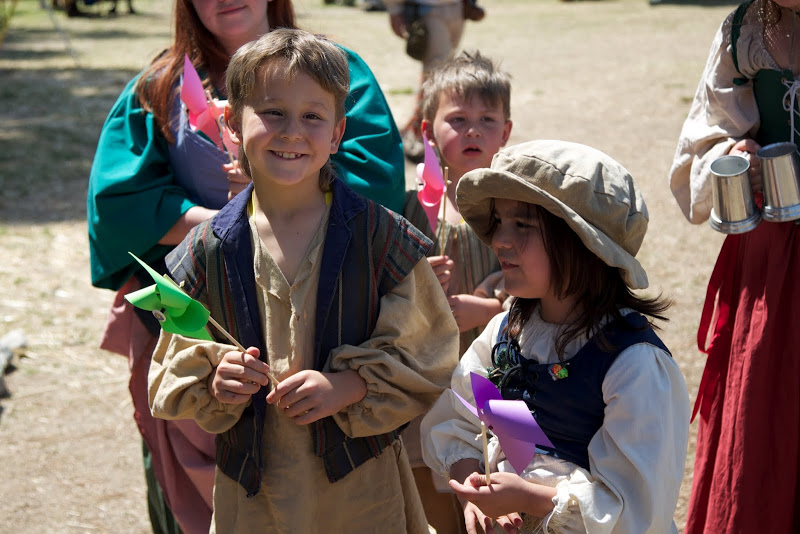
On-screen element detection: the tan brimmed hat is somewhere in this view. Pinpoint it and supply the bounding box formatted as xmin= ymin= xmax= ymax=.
xmin=456 ymin=140 xmax=650 ymax=289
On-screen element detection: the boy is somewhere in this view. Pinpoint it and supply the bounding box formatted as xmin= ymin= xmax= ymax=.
xmin=148 ymin=29 xmax=459 ymax=533
xmin=402 ymin=50 xmax=513 ymax=534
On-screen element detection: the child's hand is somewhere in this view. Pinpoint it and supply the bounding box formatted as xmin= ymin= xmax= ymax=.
xmin=266 ymin=369 xmax=367 ymax=425
xmin=428 ymin=255 xmax=454 ymax=293
xmin=450 ymin=471 xmax=556 ymax=520
xmin=449 ymin=294 xmax=503 ymax=333
xmin=730 ymin=139 xmax=763 ymax=193
xmin=223 ymin=161 xmax=251 ymax=201
xmin=461 ymin=500 xmax=505 ymax=534
xmin=209 ymin=347 xmax=271 ymax=404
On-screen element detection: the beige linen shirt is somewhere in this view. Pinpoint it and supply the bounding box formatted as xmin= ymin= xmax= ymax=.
xmin=149 ymin=197 xmax=459 ymax=533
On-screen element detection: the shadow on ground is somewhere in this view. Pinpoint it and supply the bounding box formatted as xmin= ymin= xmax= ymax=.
xmin=0 ymin=65 xmax=140 ymax=224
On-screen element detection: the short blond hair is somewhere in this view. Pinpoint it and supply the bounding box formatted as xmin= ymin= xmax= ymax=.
xmin=421 ymin=51 xmax=511 ymax=123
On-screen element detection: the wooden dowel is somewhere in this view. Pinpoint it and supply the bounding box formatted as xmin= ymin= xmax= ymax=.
xmin=481 ymin=421 xmax=491 ymax=486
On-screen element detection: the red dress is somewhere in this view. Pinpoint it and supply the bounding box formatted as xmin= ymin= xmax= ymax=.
xmin=685 ymin=3 xmax=800 ymax=530
xmin=687 ymin=221 xmax=800 ymax=533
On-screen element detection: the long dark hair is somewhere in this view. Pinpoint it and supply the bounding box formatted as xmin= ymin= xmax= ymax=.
xmin=499 ymin=203 xmax=672 ymax=359
xmin=135 ymin=0 xmax=296 ymax=143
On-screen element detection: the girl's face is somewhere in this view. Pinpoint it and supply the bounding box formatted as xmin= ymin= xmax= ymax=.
xmin=227 ymin=63 xmax=346 ymax=191
xmin=491 ymin=199 xmax=552 ymax=300
xmin=191 ymin=0 xmax=271 ymax=55
xmin=424 ymin=91 xmax=512 ymax=181
xmin=491 ymin=199 xmax=579 ymax=323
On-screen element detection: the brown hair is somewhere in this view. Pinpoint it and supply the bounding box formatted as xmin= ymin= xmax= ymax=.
xmin=421 ymin=50 xmax=511 ymax=123
xmin=226 ymin=29 xmax=350 ymax=189
xmin=135 ymin=0 xmax=296 ymax=143
xmin=493 ymin=203 xmax=671 ymax=359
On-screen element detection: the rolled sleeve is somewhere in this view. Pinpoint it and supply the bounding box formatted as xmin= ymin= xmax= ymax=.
xmin=88 ymin=76 xmax=196 ymax=289
xmin=148 ymin=331 xmax=248 ymax=434
xmin=327 ymin=260 xmax=459 ymax=437
xmin=668 ymin=15 xmax=760 ymax=224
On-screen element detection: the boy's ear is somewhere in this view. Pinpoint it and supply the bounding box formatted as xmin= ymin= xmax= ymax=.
xmin=421 ymin=119 xmax=436 ymax=146
xmin=501 ymin=120 xmax=513 ymax=147
xmin=330 ymin=117 xmax=347 ymax=154
xmin=224 ymin=106 xmax=243 ymax=146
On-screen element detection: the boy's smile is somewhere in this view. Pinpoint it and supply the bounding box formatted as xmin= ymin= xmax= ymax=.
xmin=227 ymin=63 xmax=346 ymax=195
xmin=425 ymin=92 xmax=512 ymax=180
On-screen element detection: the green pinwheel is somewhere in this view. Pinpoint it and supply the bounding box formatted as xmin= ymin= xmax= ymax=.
xmin=124 ymin=253 xmax=279 ymax=386
xmin=124 ymin=253 xmax=213 ymax=340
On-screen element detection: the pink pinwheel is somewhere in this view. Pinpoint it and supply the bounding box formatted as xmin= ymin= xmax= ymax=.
xmin=181 ymin=55 xmax=236 ymax=157
xmin=415 ymin=131 xmax=445 ymax=232
xmin=454 ymin=372 xmax=553 ymax=475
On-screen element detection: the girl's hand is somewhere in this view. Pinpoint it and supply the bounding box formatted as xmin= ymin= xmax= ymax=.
xmin=450 ymin=471 xmax=556 ymax=519
xmin=266 ymin=369 xmax=367 ymax=425
xmin=428 ymin=255 xmax=454 ymax=293
xmin=223 ymin=161 xmax=251 ymax=201
xmin=729 ymin=139 xmax=763 ymax=193
xmin=449 ymin=294 xmax=503 ymax=333
xmin=462 ymin=500 xmax=504 ymax=534
xmin=461 ymin=494 xmax=523 ymax=534
xmin=209 ymin=347 xmax=271 ymax=404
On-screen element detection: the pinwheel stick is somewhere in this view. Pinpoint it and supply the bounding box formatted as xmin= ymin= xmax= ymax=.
xmin=203 ymin=315 xmax=278 ymax=386
xmin=438 ymin=167 xmax=450 ymax=253
xmin=167 ymin=275 xmax=278 ymax=387
xmin=481 ymin=421 xmax=492 ymax=485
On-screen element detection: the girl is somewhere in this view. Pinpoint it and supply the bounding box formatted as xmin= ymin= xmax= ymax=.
xmin=422 ymin=140 xmax=690 ymax=533
xmin=668 ymin=0 xmax=800 ymax=531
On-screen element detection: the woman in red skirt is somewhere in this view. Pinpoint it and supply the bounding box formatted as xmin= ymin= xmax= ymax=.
xmin=669 ymin=1 xmax=800 ymax=532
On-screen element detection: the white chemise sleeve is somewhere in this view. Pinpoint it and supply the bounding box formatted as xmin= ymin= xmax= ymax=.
xmin=420 ymin=313 xmax=506 ymax=478
xmin=546 ymin=344 xmax=690 ymax=533
xmin=668 ymin=13 xmax=760 ymax=224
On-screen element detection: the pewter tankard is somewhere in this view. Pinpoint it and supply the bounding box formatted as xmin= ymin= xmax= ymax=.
xmin=709 ymin=155 xmax=761 ymax=234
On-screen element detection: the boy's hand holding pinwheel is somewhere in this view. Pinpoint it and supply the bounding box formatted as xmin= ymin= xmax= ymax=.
xmin=124 ymin=253 xmax=278 ymax=388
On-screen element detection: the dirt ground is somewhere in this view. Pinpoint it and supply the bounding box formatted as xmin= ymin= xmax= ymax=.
xmin=0 ymin=0 xmax=739 ymax=531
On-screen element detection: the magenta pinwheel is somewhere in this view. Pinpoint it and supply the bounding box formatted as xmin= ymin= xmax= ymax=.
xmin=454 ymin=371 xmax=554 ymax=475
xmin=415 ymin=131 xmax=445 ymax=233
xmin=181 ymin=55 xmax=237 ymax=157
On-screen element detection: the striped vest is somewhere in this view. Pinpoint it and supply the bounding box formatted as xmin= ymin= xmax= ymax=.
xmin=167 ymin=179 xmax=432 ymax=496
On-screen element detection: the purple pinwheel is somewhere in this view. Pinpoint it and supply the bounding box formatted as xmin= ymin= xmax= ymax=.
xmin=454 ymin=372 xmax=553 ymax=474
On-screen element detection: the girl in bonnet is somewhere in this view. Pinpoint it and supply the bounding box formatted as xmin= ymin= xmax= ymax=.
xmin=421 ymin=140 xmax=690 ymax=533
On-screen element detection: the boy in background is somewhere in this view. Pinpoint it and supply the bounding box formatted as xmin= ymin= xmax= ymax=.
xmin=403 ymin=50 xmax=513 ymax=534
